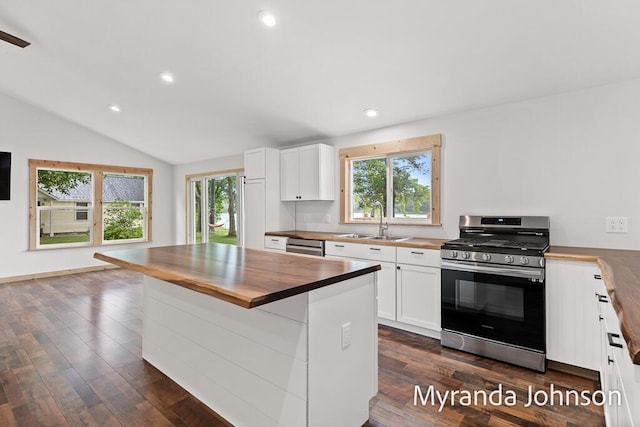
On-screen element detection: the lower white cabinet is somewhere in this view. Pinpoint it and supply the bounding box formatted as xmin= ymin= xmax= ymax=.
xmin=549 ymin=259 xmax=639 ymax=426
xmin=326 ymin=241 xmax=396 ymax=321
xmin=326 ymin=241 xmax=441 ymax=336
xmin=264 ymin=236 xmax=288 ymax=251
xmin=396 ymin=263 xmax=440 ymax=331
xmin=597 ymin=282 xmax=637 ymax=426
xmin=546 ymin=260 xmax=601 ymax=370
xmin=376 ymin=261 xmax=397 ymax=321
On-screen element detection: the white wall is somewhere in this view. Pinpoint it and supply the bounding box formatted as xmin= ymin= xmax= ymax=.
xmin=0 ymin=93 xmax=174 ymax=279
xmin=172 ymin=154 xmax=244 ymax=244
xmin=294 ymin=78 xmax=640 ymax=250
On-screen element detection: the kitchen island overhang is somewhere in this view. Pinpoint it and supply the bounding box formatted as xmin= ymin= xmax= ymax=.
xmin=95 ymin=243 xmax=381 ymax=427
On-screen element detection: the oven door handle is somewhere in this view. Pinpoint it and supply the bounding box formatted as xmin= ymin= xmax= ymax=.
xmin=441 ymin=260 xmax=544 ymax=280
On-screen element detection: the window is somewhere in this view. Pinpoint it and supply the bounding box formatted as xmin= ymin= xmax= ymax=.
xmin=29 ymin=160 xmax=152 ymax=249
xmin=75 ymin=202 xmax=89 ymax=221
xmin=339 ymin=134 xmax=441 ymax=225
xmin=186 ymin=169 xmax=243 ymax=246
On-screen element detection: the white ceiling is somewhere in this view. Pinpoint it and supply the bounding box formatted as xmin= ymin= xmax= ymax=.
xmin=1 ymin=1 xmax=640 ymax=164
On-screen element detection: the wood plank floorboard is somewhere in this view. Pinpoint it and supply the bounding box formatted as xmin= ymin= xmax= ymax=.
xmin=0 ymin=269 xmax=604 ymax=426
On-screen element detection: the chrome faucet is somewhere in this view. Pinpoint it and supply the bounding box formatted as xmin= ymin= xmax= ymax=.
xmin=374 ymin=201 xmax=388 ymax=237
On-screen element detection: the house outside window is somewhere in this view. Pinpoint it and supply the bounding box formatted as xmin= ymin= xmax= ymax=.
xmin=339 ymin=134 xmax=441 ymax=225
xmin=29 ymin=160 xmax=153 ymax=249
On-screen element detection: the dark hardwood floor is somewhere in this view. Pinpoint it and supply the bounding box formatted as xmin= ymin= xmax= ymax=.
xmin=0 ymin=269 xmax=604 ymax=426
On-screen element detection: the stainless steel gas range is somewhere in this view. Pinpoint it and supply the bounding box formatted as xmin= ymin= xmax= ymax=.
xmin=440 ymin=215 xmax=550 ymax=372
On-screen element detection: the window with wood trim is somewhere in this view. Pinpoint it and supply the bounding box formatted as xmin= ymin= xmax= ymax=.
xmin=339 ymin=134 xmax=441 ymax=225
xmin=29 ymin=160 xmax=153 ymax=249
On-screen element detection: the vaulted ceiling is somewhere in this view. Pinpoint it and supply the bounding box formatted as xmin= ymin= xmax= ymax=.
xmin=2 ymin=1 xmax=640 ymax=164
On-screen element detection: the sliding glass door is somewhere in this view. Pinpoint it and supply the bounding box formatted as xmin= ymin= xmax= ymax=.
xmin=188 ymin=172 xmax=242 ymax=245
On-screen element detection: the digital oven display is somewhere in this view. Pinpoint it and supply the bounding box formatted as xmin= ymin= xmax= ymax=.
xmin=481 ymin=217 xmax=522 ymax=226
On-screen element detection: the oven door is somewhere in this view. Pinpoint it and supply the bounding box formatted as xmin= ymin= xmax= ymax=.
xmin=441 ymin=260 xmax=545 ymax=351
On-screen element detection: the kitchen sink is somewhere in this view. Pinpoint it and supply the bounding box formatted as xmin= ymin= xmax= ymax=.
xmin=363 ymin=235 xmax=410 ymax=242
xmin=337 ymin=233 xmax=409 ymax=242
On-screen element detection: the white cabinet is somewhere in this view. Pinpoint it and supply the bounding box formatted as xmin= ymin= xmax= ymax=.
xmin=396 ymin=247 xmax=441 ymax=332
xmin=545 ymin=260 xmax=601 ymax=370
xmin=243 ymin=148 xmax=294 ymax=249
xmin=243 ymin=179 xmax=266 ymax=250
xmin=326 ymin=242 xmax=441 ymax=336
xmin=375 ymin=261 xmax=397 ymax=321
xmin=326 ymin=241 xmax=396 ymax=320
xmin=244 ymin=148 xmax=267 ymax=180
xmin=280 ymin=144 xmax=334 ymax=201
xmin=264 ymin=236 xmax=288 ymax=251
xmin=597 ymin=283 xmax=637 ymax=427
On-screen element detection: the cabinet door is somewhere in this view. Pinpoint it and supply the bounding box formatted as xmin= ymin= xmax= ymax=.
xmin=280 ymin=148 xmax=299 ymax=201
xmin=244 ymin=148 xmax=265 ymax=180
xmin=546 ymin=260 xmax=601 ymax=370
xmin=396 ymin=263 xmax=440 ymax=331
xmin=243 ymin=179 xmax=265 ymax=249
xmin=377 ymin=261 xmax=396 ymax=321
xmin=298 ymin=145 xmax=319 ymax=200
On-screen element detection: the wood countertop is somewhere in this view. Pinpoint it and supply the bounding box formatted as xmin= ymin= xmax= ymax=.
xmin=265 ymin=230 xmax=448 ymax=250
xmin=547 ymin=246 xmax=640 ymax=365
xmin=94 ymin=243 xmax=380 ymax=309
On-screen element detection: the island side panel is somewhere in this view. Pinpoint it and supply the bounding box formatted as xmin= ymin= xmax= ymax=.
xmin=308 ymin=272 xmax=378 ymax=427
xmin=142 ymin=276 xmax=309 ymax=427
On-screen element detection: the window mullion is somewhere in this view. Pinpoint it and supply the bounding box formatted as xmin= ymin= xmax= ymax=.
xmin=93 ymin=171 xmax=103 ymax=246
xmin=201 ymin=178 xmax=208 ymax=243
xmin=386 ymin=156 xmax=393 ymax=219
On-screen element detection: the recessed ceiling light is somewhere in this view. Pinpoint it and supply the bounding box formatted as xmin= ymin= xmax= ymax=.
xmin=258 ymin=10 xmax=276 ymax=27
xmin=159 ymin=72 xmax=175 ymax=84
xmin=363 ymin=108 xmax=379 ymax=118
xmin=109 ymin=104 xmax=121 ymax=113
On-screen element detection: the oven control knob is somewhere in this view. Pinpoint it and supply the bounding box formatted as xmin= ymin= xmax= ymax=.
xmin=462 ymin=252 xmax=471 ymax=259
xmin=520 ymin=256 xmax=529 ymax=265
xmin=450 ymin=250 xmax=458 ymax=258
xmin=505 ymin=255 xmax=514 ymax=263
xmin=482 ymin=253 xmax=491 ymax=261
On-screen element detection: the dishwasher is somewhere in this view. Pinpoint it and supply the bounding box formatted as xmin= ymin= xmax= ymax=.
xmin=285 ymin=238 xmax=325 ymax=257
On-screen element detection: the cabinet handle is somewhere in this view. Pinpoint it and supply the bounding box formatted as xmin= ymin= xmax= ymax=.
xmin=598 ymin=295 xmax=609 ymax=303
xmin=334 ymin=244 xmax=344 ymax=248
xmin=608 ymin=356 xmax=614 ymax=365
xmin=594 ymin=274 xmax=602 ymax=280
xmin=411 ymin=251 xmax=424 ymax=255
xmin=599 ymin=315 xmax=604 ymax=321
xmin=369 ymin=248 xmax=381 ymax=251
xmin=396 ymin=266 xmax=400 ymax=270
xmin=270 ymin=239 xmax=279 ymax=242
xmin=607 ymin=332 xmax=623 ymax=349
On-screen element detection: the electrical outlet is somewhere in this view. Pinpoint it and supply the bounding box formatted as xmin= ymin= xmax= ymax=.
xmin=605 ymin=217 xmax=628 ymax=233
xmin=341 ymin=322 xmax=351 ymax=349
xmin=303 ymin=213 xmax=312 ymax=222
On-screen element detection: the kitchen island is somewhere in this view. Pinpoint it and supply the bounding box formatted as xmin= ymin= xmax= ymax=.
xmin=94 ymin=243 xmax=381 ymax=427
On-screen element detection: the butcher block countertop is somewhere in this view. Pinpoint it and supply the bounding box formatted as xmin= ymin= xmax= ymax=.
xmin=265 ymin=230 xmax=448 ymax=249
xmin=94 ymin=243 xmax=380 ymax=309
xmin=546 ymin=246 xmax=640 ymax=365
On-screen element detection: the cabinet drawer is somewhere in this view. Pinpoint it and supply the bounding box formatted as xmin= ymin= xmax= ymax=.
xmin=264 ymin=236 xmax=288 ymax=251
xmin=396 ymin=247 xmax=440 ymax=267
xmin=325 ymin=241 xmax=395 ymax=262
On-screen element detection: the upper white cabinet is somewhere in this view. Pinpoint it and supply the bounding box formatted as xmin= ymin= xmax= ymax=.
xmin=546 ymin=260 xmax=601 ymax=370
xmin=244 ymin=147 xmax=268 ymax=179
xmin=280 ymin=144 xmax=334 ymax=201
